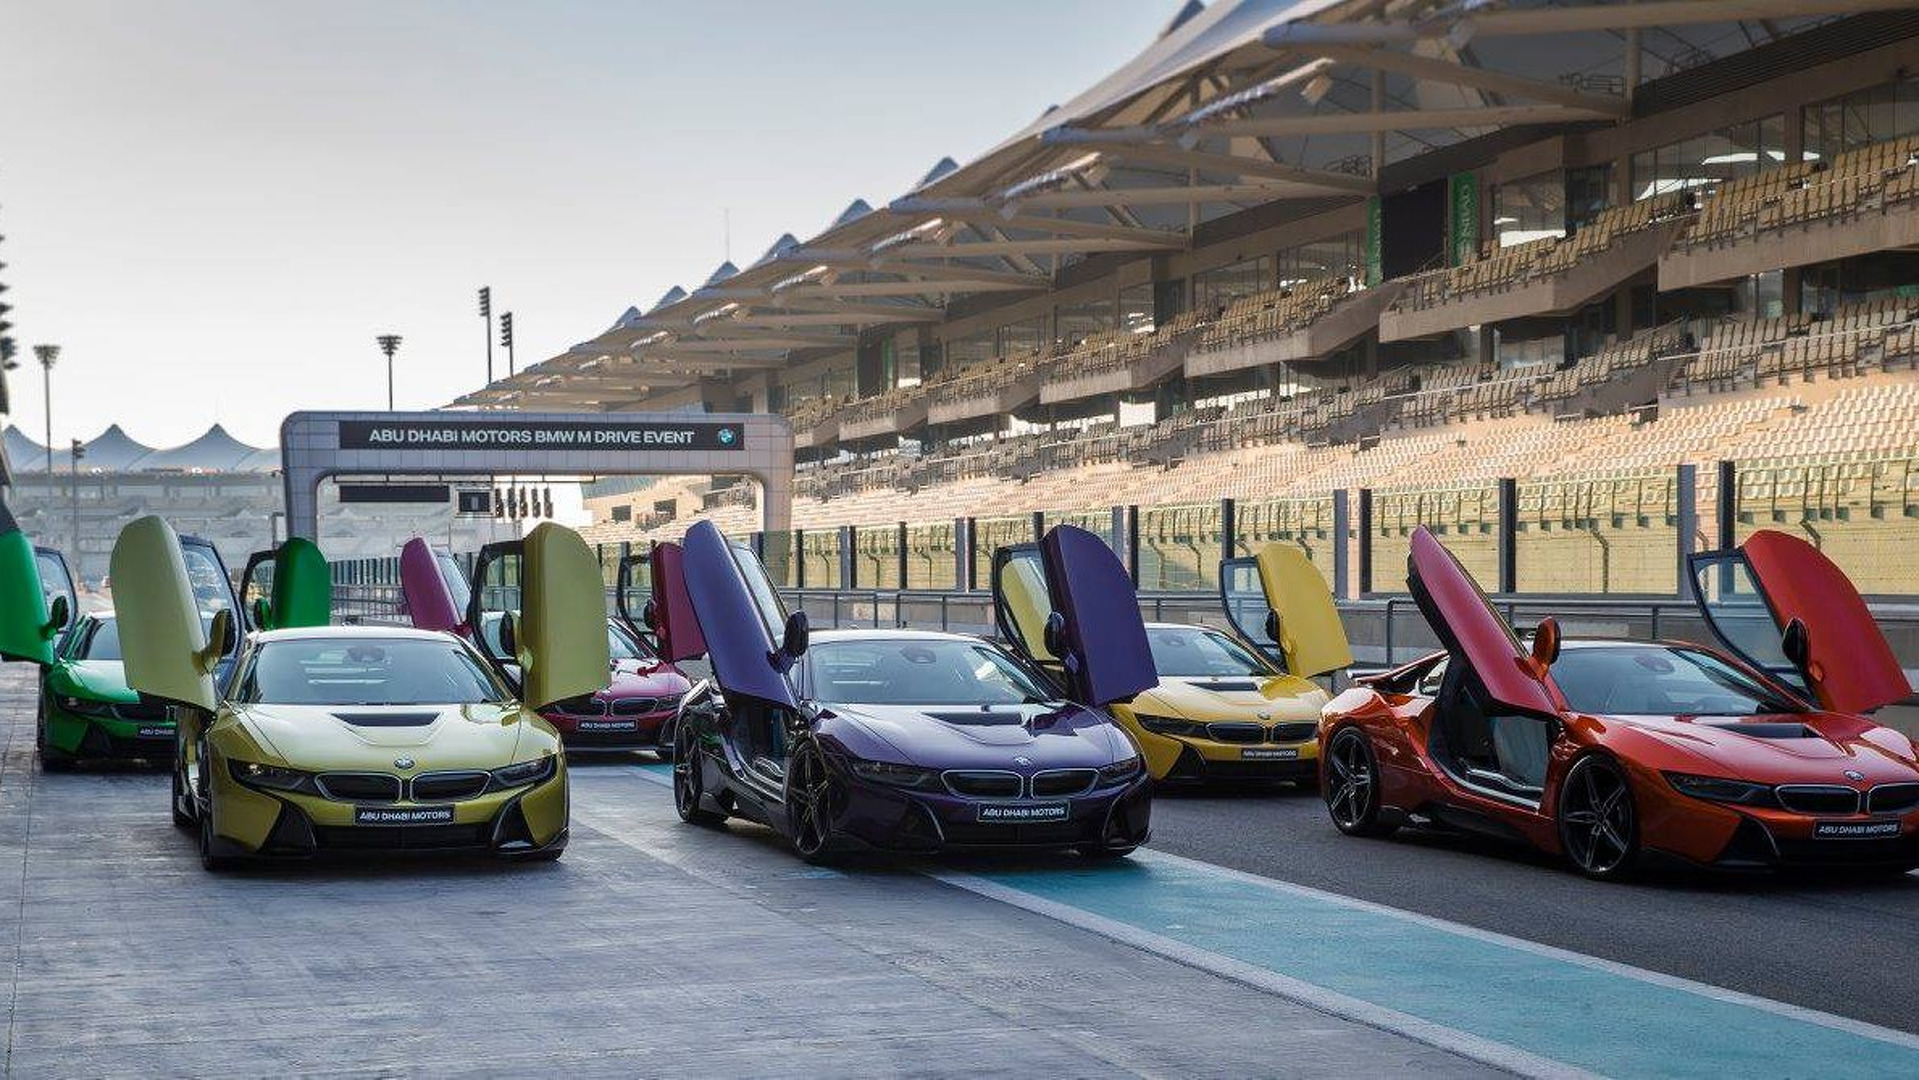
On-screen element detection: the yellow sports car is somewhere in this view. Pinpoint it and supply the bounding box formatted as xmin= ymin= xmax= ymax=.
xmin=994 ymin=541 xmax=1350 ymax=783
xmin=110 ymin=516 xmax=607 ymax=870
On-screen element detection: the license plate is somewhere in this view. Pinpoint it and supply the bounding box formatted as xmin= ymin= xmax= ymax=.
xmin=976 ymin=802 xmax=1070 ymax=824
xmin=578 ymin=719 xmax=638 ymax=732
xmin=1813 ymin=820 xmax=1901 ymax=839
xmin=136 ymin=726 xmax=173 ymax=739
xmin=354 ymin=805 xmax=455 ymax=826
xmin=1241 ymin=746 xmax=1301 ymax=760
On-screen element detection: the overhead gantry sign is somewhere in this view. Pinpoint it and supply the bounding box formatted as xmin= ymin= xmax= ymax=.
xmin=279 ymin=411 xmax=793 ymax=542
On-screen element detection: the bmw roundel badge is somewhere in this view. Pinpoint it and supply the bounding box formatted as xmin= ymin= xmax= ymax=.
xmin=1844 ymin=769 xmax=1866 ymax=781
xmin=394 ymin=757 xmax=416 ymax=771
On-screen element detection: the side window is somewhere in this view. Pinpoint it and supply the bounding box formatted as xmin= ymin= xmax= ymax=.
xmin=1690 ymin=553 xmax=1803 ymax=689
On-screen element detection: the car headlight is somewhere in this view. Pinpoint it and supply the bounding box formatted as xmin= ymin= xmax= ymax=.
xmin=55 ymin=695 xmax=111 ymax=716
xmin=1664 ymin=772 xmax=1775 ymax=806
xmin=1134 ymin=714 xmax=1204 ymax=737
xmin=490 ymin=756 xmax=558 ymax=789
xmin=1097 ymin=755 xmax=1144 ymax=784
xmin=229 ymin=760 xmax=317 ymax=793
xmin=849 ymin=760 xmax=940 ymax=790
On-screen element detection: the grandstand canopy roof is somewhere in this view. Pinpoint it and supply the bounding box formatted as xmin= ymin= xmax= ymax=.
xmin=2 ymin=423 xmax=278 ymax=474
xmin=458 ymin=0 xmax=1896 ymax=411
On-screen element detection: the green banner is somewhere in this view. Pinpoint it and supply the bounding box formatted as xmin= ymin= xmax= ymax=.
xmin=1364 ymin=196 xmax=1383 ymax=287
xmin=1449 ymin=171 xmax=1479 ymax=266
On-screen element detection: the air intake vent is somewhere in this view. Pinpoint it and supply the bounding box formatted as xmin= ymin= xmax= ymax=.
xmin=332 ymin=712 xmax=439 ymax=727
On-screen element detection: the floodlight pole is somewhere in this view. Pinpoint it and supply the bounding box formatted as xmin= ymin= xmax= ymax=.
xmin=33 ymin=344 xmax=58 ymax=474
xmin=376 ymin=334 xmax=403 ymax=410
xmin=68 ymin=439 xmax=83 ymax=578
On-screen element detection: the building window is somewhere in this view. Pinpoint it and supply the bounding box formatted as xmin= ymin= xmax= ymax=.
xmin=1193 ymin=256 xmax=1274 ymax=314
xmin=1803 ymin=77 xmax=1919 ymax=162
xmin=610 ymin=504 xmax=632 ymax=523
xmin=1491 ymin=171 xmax=1566 ymax=248
xmin=1630 ymin=115 xmax=1784 ymax=200
xmin=1119 ymin=282 xmax=1155 ymax=336
xmin=1278 ymin=232 xmax=1362 ymax=285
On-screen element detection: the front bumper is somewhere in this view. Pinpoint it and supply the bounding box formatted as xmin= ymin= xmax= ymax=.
xmin=826 ymin=772 xmax=1153 ymax=854
xmin=1641 ymin=790 xmax=1919 ymax=870
xmin=1154 ymin=735 xmax=1319 ymax=782
xmin=43 ymin=701 xmax=174 ymax=761
xmin=543 ymin=707 xmax=676 ymax=752
xmin=208 ymin=767 xmax=569 ymax=859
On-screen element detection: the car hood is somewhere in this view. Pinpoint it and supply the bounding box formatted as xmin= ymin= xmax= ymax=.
xmin=599 ymin=661 xmax=691 ymax=700
xmin=824 ymin=701 xmax=1131 ymax=770
xmin=1608 ymin=710 xmax=1919 ymax=785
xmin=226 ymin=701 xmax=545 ymax=772
xmin=1132 ymin=674 xmax=1327 ymax=722
xmin=47 ymin=660 xmax=138 ymax=704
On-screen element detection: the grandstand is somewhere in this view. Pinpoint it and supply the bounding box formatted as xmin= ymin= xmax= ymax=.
xmin=1 ymin=424 xmax=514 ymax=585
xmin=464 ymin=2 xmax=1919 ymax=598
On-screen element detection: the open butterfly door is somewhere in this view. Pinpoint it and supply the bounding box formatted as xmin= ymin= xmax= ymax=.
xmin=0 ymin=504 xmax=58 ymax=665
xmin=1689 ymin=530 xmax=1910 ymax=715
xmin=991 ymin=525 xmax=1154 ymax=708
xmin=624 ymin=541 xmax=705 ymax=663
xmin=239 ymin=537 xmax=331 ymax=630
xmin=399 ymin=537 xmax=470 ymax=635
xmin=1406 ymin=527 xmax=1563 ymax=718
xmin=107 ymin=516 xmax=225 ymax=711
xmin=1218 ymin=544 xmax=1351 ymax=678
xmin=463 ymin=523 xmax=609 ymax=711
xmin=679 ymin=521 xmax=799 ymax=710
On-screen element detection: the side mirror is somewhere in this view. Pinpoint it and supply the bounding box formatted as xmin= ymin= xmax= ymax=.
xmin=44 ymin=594 xmax=70 ymax=637
xmin=1781 ymin=617 xmax=1811 ymax=670
xmin=496 ymin=611 xmax=518 ymax=661
xmin=1530 ymin=617 xmax=1562 ymax=668
xmin=1042 ymin=610 xmax=1068 ymax=660
xmin=1263 ymin=608 xmax=1282 ymax=645
xmin=196 ymin=609 xmax=233 ymax=675
xmin=250 ymin=596 xmax=272 ymax=632
xmin=777 ymin=610 xmax=809 ymax=665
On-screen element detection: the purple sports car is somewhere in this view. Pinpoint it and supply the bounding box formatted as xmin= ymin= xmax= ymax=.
xmin=667 ymin=520 xmax=1155 ymax=862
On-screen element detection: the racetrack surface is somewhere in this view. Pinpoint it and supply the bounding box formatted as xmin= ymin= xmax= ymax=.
xmin=1149 ymin=779 xmax=1919 ymax=1035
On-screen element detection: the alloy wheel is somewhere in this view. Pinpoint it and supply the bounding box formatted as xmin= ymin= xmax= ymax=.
xmin=673 ymin=723 xmax=723 ymax=826
xmin=1559 ymin=755 xmax=1638 ymax=879
xmin=1325 ymin=727 xmax=1393 ymax=837
xmin=786 ymin=743 xmax=839 ymax=862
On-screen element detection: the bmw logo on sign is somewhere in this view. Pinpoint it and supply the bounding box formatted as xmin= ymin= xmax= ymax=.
xmin=717 ymin=426 xmax=738 ymax=446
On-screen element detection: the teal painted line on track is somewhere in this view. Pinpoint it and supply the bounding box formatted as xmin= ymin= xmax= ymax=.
xmin=959 ymin=852 xmax=1919 ymax=1080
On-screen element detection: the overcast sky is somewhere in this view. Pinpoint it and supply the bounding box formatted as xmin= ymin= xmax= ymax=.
xmin=0 ymin=0 xmax=1174 ymax=449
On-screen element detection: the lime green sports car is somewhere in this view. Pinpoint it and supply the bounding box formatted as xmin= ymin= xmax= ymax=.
xmin=108 ymin=516 xmax=608 ymax=870
xmin=37 ymin=611 xmax=175 ymax=768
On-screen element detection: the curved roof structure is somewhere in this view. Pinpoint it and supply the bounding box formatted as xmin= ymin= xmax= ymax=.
xmin=457 ymin=0 xmax=1896 ymax=412
xmin=2 ymin=423 xmax=277 ymax=474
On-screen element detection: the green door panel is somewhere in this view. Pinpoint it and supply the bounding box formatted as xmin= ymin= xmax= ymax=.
xmin=251 ymin=538 xmax=332 ymax=629
xmin=109 ymin=516 xmax=217 ymax=711
xmin=518 ymin=523 xmax=610 ymax=710
xmin=0 ymin=517 xmax=54 ymax=665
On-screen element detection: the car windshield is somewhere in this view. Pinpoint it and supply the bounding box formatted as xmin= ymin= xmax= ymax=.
xmin=807 ymin=638 xmax=1054 ymax=707
xmin=1550 ymin=644 xmax=1801 ymax=717
xmin=234 ymin=637 xmax=509 ymax=706
xmin=1147 ymin=625 xmax=1269 ymax=677
xmin=76 ymin=617 xmax=122 ymax=661
xmin=608 ymin=622 xmax=654 ymax=662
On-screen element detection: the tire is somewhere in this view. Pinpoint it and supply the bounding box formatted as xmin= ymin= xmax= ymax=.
xmin=1324 ymin=726 xmax=1396 ymax=838
xmin=36 ymin=700 xmax=73 ymax=772
xmin=672 ymin=722 xmax=725 ymax=826
xmin=1558 ymin=754 xmax=1640 ymax=881
xmin=171 ymin=767 xmax=195 ymax=830
xmin=784 ymin=742 xmax=842 ymax=865
xmin=199 ymin=801 xmax=237 ymax=872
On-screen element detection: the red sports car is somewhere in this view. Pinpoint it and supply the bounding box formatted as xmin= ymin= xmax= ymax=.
xmin=1319 ymin=526 xmax=1918 ymax=879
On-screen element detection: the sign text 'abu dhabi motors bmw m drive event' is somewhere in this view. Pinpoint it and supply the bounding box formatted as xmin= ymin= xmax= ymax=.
xmin=338 ymin=418 xmax=745 ymax=451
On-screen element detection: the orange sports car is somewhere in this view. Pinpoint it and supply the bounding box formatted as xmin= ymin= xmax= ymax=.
xmin=1318 ymin=526 xmax=1918 ymax=879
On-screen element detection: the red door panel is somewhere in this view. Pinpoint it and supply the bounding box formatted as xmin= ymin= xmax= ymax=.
xmin=1406 ymin=527 xmax=1562 ymax=719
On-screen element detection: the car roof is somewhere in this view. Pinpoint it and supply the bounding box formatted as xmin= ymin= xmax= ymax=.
xmin=808 ymin=628 xmax=986 ymax=646
xmin=250 ymin=624 xmax=458 ymax=644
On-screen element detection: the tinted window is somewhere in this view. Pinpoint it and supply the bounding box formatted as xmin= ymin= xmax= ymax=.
xmin=77 ymin=617 xmax=122 ymax=661
xmin=235 ymin=637 xmax=508 ymax=706
xmin=1148 ymin=626 xmax=1271 ymax=677
xmin=1551 ymin=645 xmax=1799 ymax=717
xmin=807 ymin=639 xmax=1053 ymax=707
xmin=180 ymin=541 xmax=237 ymax=649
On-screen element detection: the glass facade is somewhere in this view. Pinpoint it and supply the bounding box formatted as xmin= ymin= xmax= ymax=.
xmin=1137 ymin=503 xmax=1223 ymax=591
xmin=1119 ymin=283 xmax=1156 ymax=336
xmin=1278 ymin=232 xmax=1363 ymax=285
xmin=1491 ymin=171 xmax=1566 ymax=248
xmin=1631 ymin=115 xmax=1784 ymax=199
xmin=1055 ymin=296 xmax=1115 ymax=348
xmin=1193 ymin=257 xmax=1274 ymax=314
xmin=1803 ymin=78 xmax=1919 ymax=162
